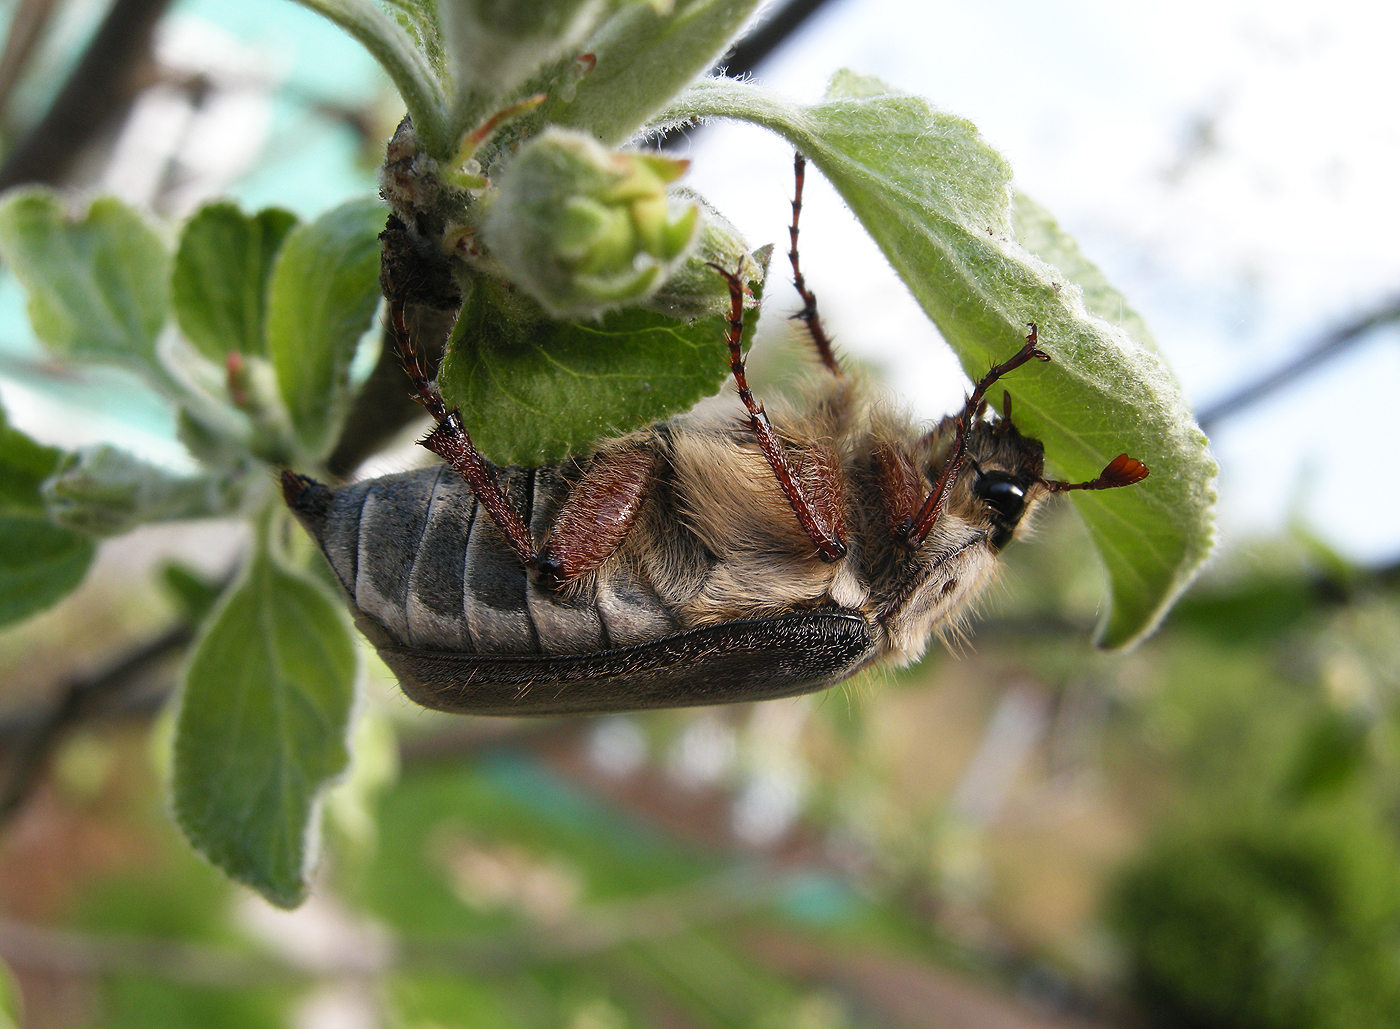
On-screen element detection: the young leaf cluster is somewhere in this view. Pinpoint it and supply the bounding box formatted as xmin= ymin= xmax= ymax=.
xmin=0 ymin=191 xmax=380 ymax=904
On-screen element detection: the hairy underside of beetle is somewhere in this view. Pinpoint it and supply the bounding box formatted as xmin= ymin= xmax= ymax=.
xmin=285 ymin=371 xmax=1053 ymax=674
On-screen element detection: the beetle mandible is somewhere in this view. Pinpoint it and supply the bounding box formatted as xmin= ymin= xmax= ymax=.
xmin=282 ymin=153 xmax=1149 ymax=716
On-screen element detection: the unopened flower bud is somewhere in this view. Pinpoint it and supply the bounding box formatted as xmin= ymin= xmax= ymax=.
xmin=481 ymin=127 xmax=701 ymax=318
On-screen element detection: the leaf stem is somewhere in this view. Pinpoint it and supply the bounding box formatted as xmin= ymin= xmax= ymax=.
xmin=288 ymin=0 xmax=451 ymax=155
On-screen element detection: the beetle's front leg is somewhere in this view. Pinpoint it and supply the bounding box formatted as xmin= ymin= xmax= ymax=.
xmin=788 ymin=152 xmax=841 ymax=378
xmin=392 ymin=300 xmax=538 ymax=569
xmin=899 ymin=327 xmax=1050 ymax=549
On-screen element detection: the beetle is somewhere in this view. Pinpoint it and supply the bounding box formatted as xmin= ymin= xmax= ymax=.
xmin=282 ymin=154 xmax=1148 ymax=716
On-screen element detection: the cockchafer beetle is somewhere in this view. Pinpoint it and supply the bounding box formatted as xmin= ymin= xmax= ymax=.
xmin=282 ymin=154 xmax=1148 ymax=716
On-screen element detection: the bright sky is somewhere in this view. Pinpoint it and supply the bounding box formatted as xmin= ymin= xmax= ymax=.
xmin=686 ymin=0 xmax=1400 ymax=565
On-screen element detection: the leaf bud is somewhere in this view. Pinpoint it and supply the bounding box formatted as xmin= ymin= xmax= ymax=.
xmin=42 ymin=445 xmax=247 ymax=536
xmin=481 ymin=127 xmax=701 ymax=318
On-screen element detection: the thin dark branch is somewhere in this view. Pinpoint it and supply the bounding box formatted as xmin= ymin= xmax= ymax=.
xmin=719 ymin=0 xmax=843 ymax=77
xmin=649 ymin=0 xmax=845 ymax=151
xmin=0 ymin=0 xmax=172 ymax=189
xmin=0 ymin=621 xmax=192 ymax=824
xmin=1196 ymin=295 xmax=1400 ymax=431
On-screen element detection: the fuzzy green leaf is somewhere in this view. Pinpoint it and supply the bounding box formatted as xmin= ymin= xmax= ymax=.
xmin=173 ymin=203 xmax=298 ymax=361
xmin=266 ymin=197 xmax=385 ymax=461
xmin=0 ymin=403 xmax=94 ymax=626
xmin=173 ymin=540 xmax=357 ymax=908
xmin=0 ymin=401 xmax=62 ymax=513
xmin=438 ymin=259 xmax=765 ymax=465
xmin=656 ymin=74 xmax=1216 ymax=647
xmin=0 ymin=189 xmax=170 ymax=382
xmin=439 ymin=0 xmax=615 ymax=118
xmin=542 ymin=0 xmax=762 ymax=146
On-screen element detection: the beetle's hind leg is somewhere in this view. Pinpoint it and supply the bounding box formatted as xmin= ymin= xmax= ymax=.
xmin=709 ymin=264 xmax=848 ymax=562
xmin=391 ymin=300 xmax=538 ymax=570
xmin=789 ymin=152 xmax=841 ymax=377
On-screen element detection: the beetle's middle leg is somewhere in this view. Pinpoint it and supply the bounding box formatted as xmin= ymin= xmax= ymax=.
xmin=788 ymin=152 xmax=841 ymax=378
xmin=709 ymin=264 xmax=847 ymax=562
xmin=534 ymin=445 xmax=657 ymax=590
xmin=392 ymin=301 xmax=538 ymax=569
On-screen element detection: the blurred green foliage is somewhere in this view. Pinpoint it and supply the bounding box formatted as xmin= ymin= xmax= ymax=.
xmin=1105 ymin=538 xmax=1400 ymax=1029
xmin=6 ymin=503 xmax=1400 ymax=1027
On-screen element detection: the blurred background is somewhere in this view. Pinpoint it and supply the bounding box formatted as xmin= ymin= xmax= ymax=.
xmin=3 ymin=0 xmax=1400 ymax=1027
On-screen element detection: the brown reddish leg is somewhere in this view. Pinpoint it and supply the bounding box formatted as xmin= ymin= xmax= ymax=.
xmin=709 ymin=263 xmax=847 ymax=562
xmin=536 ymin=447 xmax=657 ymax=589
xmin=901 ymin=326 xmax=1050 ymax=549
xmin=392 ymin=300 xmax=537 ymax=569
xmin=789 ymin=152 xmax=841 ymax=377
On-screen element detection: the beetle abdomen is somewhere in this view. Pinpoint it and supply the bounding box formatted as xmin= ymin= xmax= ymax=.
xmin=287 ymin=465 xmax=678 ymax=657
xmin=383 ymin=610 xmax=874 ymax=715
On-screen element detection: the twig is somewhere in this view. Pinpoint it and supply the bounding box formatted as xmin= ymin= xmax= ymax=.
xmin=0 ymin=622 xmax=193 ymax=824
xmin=1196 ymin=295 xmax=1400 ymax=431
xmin=720 ymin=0 xmax=844 ymax=77
xmin=0 ymin=0 xmax=173 ymax=189
xmin=0 ymin=0 xmax=60 ymax=119
xmin=0 ymin=869 xmax=784 ymax=982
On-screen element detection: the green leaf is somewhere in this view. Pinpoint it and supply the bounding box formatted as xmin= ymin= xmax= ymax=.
xmin=1012 ymin=193 xmax=1158 ymax=353
xmin=0 ymin=400 xmax=62 ymax=513
xmin=0 ymin=189 xmax=170 ymax=381
xmin=173 ymin=538 xmax=357 ymax=908
xmin=42 ymin=444 xmax=249 ymax=536
xmin=0 ymin=513 xmax=95 ymax=627
xmin=172 ymin=203 xmax=298 ymax=362
xmin=543 ymin=0 xmax=762 ymax=146
xmin=161 ymin=561 xmax=226 ymax=622
xmin=655 ymin=73 xmax=1216 ymax=648
xmin=266 ymin=197 xmax=385 ymax=461
xmin=438 ymin=259 xmax=766 ymax=465
xmin=0 ymin=402 xmax=95 ymax=625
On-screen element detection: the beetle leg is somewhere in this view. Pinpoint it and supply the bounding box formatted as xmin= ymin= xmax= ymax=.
xmin=901 ymin=326 xmax=1050 ymax=549
xmin=392 ymin=300 xmax=538 ymax=569
xmin=535 ymin=446 xmax=657 ymax=589
xmin=708 ymin=263 xmax=848 ymax=562
xmin=788 ymin=152 xmax=841 ymax=377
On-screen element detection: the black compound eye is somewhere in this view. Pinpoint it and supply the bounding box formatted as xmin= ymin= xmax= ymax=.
xmin=978 ymin=477 xmax=1026 ymax=520
xmin=974 ymin=473 xmax=1028 ymax=550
